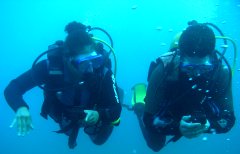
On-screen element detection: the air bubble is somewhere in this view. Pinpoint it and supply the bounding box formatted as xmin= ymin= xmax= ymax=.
xmin=156 ymin=26 xmax=162 ymax=31
xmin=210 ymin=128 xmax=216 ymax=134
xmin=192 ymin=84 xmax=197 ymax=89
xmin=161 ymin=43 xmax=167 ymax=46
xmin=202 ymin=137 xmax=208 ymax=141
xmin=131 ymin=5 xmax=138 ymax=10
xmin=221 ymin=44 xmax=229 ymax=48
xmin=132 ymin=149 xmax=137 ymax=153
xmin=221 ymin=21 xmax=226 ymax=24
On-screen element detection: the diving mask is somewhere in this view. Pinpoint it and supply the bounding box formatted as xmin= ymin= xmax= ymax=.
xmin=180 ymin=56 xmax=214 ymax=76
xmin=70 ymin=51 xmax=104 ymax=71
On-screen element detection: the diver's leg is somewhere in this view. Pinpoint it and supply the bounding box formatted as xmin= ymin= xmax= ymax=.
xmin=142 ymin=124 xmax=166 ymax=152
xmin=87 ymin=124 xmax=114 ymax=145
xmin=135 ymin=106 xmax=166 ymax=152
xmin=138 ymin=117 xmax=166 ymax=151
xmin=57 ymin=119 xmax=80 ymax=149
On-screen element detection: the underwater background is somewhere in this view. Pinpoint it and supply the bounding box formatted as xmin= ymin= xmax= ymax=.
xmin=0 ymin=0 xmax=239 ymax=154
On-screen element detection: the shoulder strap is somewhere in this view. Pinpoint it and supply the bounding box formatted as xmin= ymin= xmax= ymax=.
xmin=147 ymin=51 xmax=178 ymax=82
xmin=47 ymin=40 xmax=65 ymax=76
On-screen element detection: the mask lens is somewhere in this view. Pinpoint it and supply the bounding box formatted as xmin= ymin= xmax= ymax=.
xmin=180 ymin=55 xmax=214 ymax=76
xmin=71 ymin=52 xmax=104 ymax=70
xmin=180 ymin=63 xmax=214 ymax=76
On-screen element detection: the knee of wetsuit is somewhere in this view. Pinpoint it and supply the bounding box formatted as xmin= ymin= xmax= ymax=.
xmin=133 ymin=103 xmax=145 ymax=117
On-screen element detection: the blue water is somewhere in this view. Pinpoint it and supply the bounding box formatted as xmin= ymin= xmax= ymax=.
xmin=0 ymin=0 xmax=239 ymax=153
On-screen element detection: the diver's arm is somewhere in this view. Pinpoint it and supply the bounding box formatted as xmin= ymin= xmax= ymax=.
xmin=4 ymin=60 xmax=48 ymax=112
xmin=208 ymin=86 xmax=235 ymax=133
xmin=207 ymin=67 xmax=235 ymax=133
xmin=144 ymin=60 xmax=165 ymax=115
xmin=143 ymin=61 xmax=164 ymax=132
xmin=144 ymin=61 xmax=169 ymax=131
xmin=96 ymin=70 xmax=122 ymax=124
xmin=143 ymin=61 xmax=183 ymax=137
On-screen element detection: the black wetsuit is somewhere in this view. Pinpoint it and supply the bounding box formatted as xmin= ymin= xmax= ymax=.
xmin=142 ymin=55 xmax=235 ymax=152
xmin=4 ymin=59 xmax=122 ymax=148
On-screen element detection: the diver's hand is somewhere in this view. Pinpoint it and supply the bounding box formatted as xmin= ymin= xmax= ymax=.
xmin=84 ymin=110 xmax=99 ymax=125
xmin=179 ymin=115 xmax=210 ymax=139
xmin=10 ymin=106 xmax=33 ymax=136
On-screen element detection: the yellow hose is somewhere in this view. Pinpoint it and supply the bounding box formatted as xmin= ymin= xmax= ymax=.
xmin=92 ymin=37 xmax=117 ymax=77
xmin=215 ymin=36 xmax=238 ymax=75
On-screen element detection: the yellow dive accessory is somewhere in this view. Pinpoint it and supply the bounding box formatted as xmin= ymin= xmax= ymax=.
xmin=131 ymin=83 xmax=147 ymax=116
xmin=111 ymin=118 xmax=120 ymax=126
xmin=131 ymin=83 xmax=147 ymax=106
xmin=169 ymin=32 xmax=182 ymax=52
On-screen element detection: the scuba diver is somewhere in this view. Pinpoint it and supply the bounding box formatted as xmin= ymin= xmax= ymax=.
xmin=4 ymin=21 xmax=122 ymax=149
xmin=130 ymin=21 xmax=236 ymax=152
